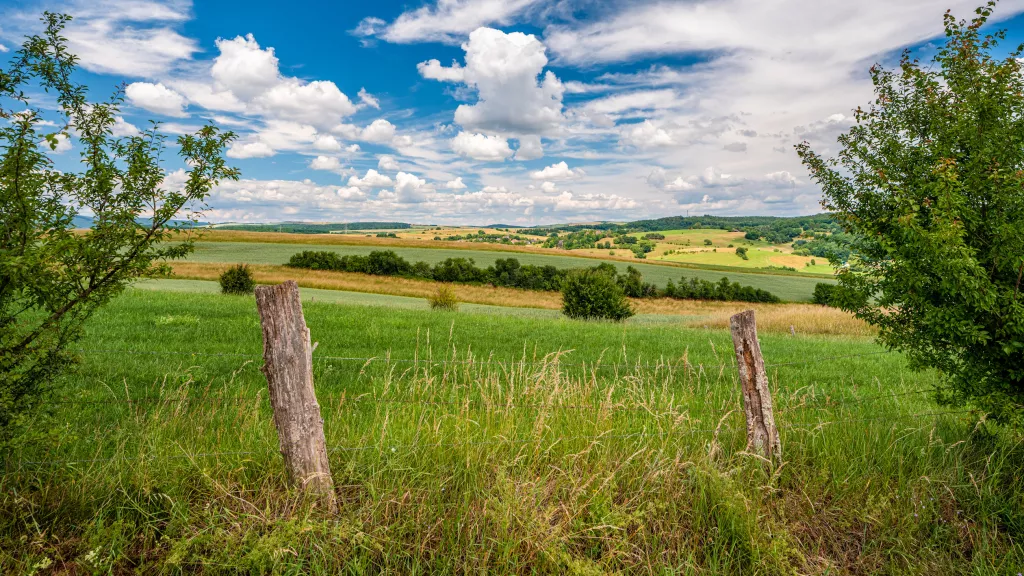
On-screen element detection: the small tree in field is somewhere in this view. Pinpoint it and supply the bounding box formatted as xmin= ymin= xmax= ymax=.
xmin=561 ymin=268 xmax=634 ymax=322
xmin=428 ymin=285 xmax=459 ymax=311
xmin=0 ymin=14 xmax=238 ymax=441
xmin=797 ymin=2 xmax=1024 ymax=423
xmin=219 ymin=264 xmax=256 ymax=295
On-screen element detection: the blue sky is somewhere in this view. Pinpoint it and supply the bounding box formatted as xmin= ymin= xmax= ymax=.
xmin=3 ymin=0 xmax=1024 ymax=225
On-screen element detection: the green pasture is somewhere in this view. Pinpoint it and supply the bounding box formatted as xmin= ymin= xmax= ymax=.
xmin=2 ymin=286 xmax=1020 ymax=573
xmin=189 ymin=241 xmax=831 ymax=301
xmin=627 ymin=228 xmax=747 ymax=246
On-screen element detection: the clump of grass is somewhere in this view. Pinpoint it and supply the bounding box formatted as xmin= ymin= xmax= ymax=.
xmin=428 ymin=284 xmax=459 ymax=311
xmin=218 ymin=263 xmax=255 ymax=294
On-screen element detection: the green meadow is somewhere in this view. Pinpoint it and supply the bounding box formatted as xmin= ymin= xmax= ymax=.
xmin=2 ymin=285 xmax=1021 ymax=574
xmin=188 ymin=241 xmax=831 ymax=301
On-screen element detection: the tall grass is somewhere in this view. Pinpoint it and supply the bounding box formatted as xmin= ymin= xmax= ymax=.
xmin=0 ymin=288 xmax=1020 ymax=573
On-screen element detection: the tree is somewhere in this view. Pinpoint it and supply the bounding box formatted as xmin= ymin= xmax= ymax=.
xmin=220 ymin=264 xmax=256 ymax=295
xmin=0 ymin=14 xmax=238 ymax=441
xmin=561 ymin=268 xmax=634 ymax=322
xmin=796 ymin=2 xmax=1024 ymax=423
xmin=811 ymin=283 xmax=838 ymax=307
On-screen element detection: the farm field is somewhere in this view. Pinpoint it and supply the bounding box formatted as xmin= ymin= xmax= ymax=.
xmin=2 ymin=286 xmax=1021 ymax=573
xmin=144 ymin=275 xmax=874 ymax=335
xmin=187 ymin=239 xmax=831 ymax=301
xmin=657 ymin=245 xmax=835 ymax=275
xmin=190 ymin=228 xmax=836 ymax=279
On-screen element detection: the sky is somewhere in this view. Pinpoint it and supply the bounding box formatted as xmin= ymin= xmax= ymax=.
xmin=3 ymin=0 xmax=1024 ymax=225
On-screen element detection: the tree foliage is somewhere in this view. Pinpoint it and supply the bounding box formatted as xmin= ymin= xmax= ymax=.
xmin=0 ymin=13 xmax=238 ymax=440
xmin=796 ymin=2 xmax=1024 ymax=423
xmin=219 ymin=264 xmax=255 ymax=295
xmin=560 ymin=268 xmax=634 ymax=322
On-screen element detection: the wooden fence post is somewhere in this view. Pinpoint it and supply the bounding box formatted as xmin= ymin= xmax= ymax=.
xmin=729 ymin=310 xmax=782 ymax=461
xmin=255 ymin=280 xmax=337 ymax=512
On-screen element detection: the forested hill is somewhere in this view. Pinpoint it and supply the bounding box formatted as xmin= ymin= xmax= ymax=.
xmin=625 ymin=214 xmax=841 ymax=242
xmin=626 ymin=214 xmax=837 ymax=233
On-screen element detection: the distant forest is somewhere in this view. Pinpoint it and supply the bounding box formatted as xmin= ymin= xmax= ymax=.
xmin=526 ymin=214 xmax=841 ymax=244
xmin=215 ymin=222 xmax=412 ymax=234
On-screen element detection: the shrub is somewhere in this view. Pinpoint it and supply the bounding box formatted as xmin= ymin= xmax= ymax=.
xmin=561 ymin=268 xmax=634 ymax=322
xmin=811 ymin=283 xmax=838 ymax=307
xmin=736 ymin=247 xmax=749 ymax=260
xmin=219 ymin=264 xmax=256 ymax=295
xmin=428 ymin=285 xmax=459 ymax=311
xmin=704 ymin=239 xmax=713 ymax=246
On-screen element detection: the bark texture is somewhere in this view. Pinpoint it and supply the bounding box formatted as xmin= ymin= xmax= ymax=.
xmin=255 ymin=280 xmax=336 ymax=511
xmin=730 ymin=310 xmax=782 ymax=460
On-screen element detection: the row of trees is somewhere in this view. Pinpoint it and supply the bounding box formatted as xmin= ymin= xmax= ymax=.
xmin=287 ymin=250 xmax=781 ymax=303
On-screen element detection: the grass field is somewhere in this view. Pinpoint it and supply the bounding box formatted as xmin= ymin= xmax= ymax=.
xmin=2 ymin=286 xmax=1022 ymax=574
xmin=187 ymin=241 xmax=831 ymax=301
xmin=657 ymin=246 xmax=835 ymax=275
xmin=164 ymin=266 xmax=871 ymax=335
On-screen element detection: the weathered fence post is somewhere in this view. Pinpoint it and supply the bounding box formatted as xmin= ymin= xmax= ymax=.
xmin=255 ymin=280 xmax=337 ymax=512
xmin=729 ymin=310 xmax=782 ymax=461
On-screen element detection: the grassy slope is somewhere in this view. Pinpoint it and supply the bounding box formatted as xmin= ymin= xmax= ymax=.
xmin=189 ymin=241 xmax=828 ymax=301
xmin=2 ymin=287 xmax=1021 ymax=573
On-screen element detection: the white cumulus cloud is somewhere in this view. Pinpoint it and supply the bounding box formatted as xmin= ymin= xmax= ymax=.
xmin=393 ymin=171 xmax=431 ymax=203
xmin=125 ymin=82 xmax=188 ymax=117
xmin=419 ymin=28 xmax=564 ymax=136
xmin=445 ymin=176 xmax=467 ymax=189
xmin=309 ymin=155 xmax=349 ymax=175
xmin=529 ymin=161 xmax=584 ymax=181
xmin=451 ymin=131 xmax=513 ymax=161
xmin=348 ymin=168 xmax=394 ymax=188
xmin=378 ymin=155 xmax=400 ymax=171
xmin=361 ymin=119 xmax=397 ymax=143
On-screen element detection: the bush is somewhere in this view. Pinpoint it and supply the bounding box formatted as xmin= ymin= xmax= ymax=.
xmin=811 ymin=283 xmax=837 ymax=307
xmin=219 ymin=264 xmax=256 ymax=295
xmin=428 ymin=285 xmax=459 ymax=311
xmin=561 ymin=268 xmax=634 ymax=322
xmin=736 ymin=247 xmax=749 ymax=260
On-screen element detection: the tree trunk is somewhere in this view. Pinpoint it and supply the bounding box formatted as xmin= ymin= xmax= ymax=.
xmin=255 ymin=280 xmax=336 ymax=511
xmin=729 ymin=310 xmax=782 ymax=460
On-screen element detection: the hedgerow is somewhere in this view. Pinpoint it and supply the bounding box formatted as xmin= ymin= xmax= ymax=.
xmin=288 ymin=250 xmax=780 ymax=303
